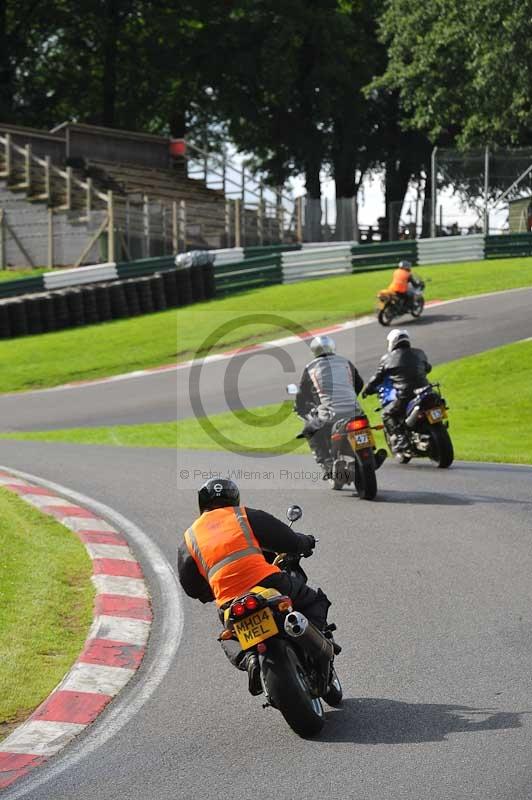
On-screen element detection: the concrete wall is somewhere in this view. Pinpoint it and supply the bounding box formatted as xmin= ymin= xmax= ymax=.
xmin=0 ymin=186 xmax=101 ymax=267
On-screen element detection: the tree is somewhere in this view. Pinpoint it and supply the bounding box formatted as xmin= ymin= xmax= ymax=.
xmin=376 ymin=0 xmax=532 ymax=148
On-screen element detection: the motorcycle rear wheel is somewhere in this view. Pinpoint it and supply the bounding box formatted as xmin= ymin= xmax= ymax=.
xmin=428 ymin=424 xmax=454 ymax=468
xmin=322 ymin=666 xmax=343 ymax=707
xmin=411 ymin=296 xmax=425 ymax=318
xmin=354 ymin=452 xmax=378 ymax=500
xmin=261 ymin=640 xmax=325 ymax=738
xmin=378 ymin=305 xmax=395 ymax=326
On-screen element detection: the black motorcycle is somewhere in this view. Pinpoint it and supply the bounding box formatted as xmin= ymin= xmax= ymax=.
xmin=377 ymin=276 xmax=425 ymax=326
xmin=220 ymin=505 xmax=342 ymax=738
xmin=286 ymin=385 xmax=386 ymax=499
xmin=377 ymin=381 xmax=454 ymax=468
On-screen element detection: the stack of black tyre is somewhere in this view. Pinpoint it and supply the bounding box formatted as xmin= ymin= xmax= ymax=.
xmin=0 ymin=262 xmax=216 ymax=340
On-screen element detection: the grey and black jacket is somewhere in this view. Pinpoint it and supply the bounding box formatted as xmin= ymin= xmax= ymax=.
xmin=296 ymin=354 xmax=364 ymax=417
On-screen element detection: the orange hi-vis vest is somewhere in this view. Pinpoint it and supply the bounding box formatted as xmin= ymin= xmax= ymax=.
xmin=388 ymin=267 xmax=410 ymax=294
xmin=184 ymin=506 xmax=280 ymax=607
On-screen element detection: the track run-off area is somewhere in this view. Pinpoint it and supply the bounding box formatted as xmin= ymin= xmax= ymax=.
xmin=1 ymin=287 xmax=532 ymax=799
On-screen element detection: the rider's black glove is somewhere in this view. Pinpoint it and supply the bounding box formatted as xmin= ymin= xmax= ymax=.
xmin=301 ymin=534 xmax=316 ymax=557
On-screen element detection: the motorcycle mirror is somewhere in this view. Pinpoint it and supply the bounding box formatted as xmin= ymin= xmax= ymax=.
xmin=286 ymin=383 xmax=298 ymax=395
xmin=286 ymin=504 xmax=303 ymax=523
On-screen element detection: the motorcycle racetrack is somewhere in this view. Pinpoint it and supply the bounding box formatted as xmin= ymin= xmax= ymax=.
xmin=2 ymin=288 xmax=532 ymax=800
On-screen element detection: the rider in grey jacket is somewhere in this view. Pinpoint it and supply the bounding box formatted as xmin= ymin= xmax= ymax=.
xmin=295 ymin=335 xmax=364 ymax=471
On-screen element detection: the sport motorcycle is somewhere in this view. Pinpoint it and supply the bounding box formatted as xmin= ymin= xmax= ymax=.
xmin=220 ymin=505 xmax=342 ymax=738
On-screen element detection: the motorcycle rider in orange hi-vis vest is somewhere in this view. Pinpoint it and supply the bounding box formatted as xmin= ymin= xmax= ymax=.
xmin=177 ymin=479 xmax=339 ymax=695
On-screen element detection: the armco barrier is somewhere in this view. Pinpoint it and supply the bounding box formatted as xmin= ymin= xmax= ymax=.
xmin=214 ymin=253 xmax=282 ymax=295
xmin=417 ymin=234 xmax=484 ymax=265
xmin=351 ymin=241 xmax=417 ymax=272
xmin=485 ymin=232 xmax=532 ymax=259
xmin=116 ymin=255 xmax=176 ymax=279
xmin=282 ymin=245 xmax=352 ymax=284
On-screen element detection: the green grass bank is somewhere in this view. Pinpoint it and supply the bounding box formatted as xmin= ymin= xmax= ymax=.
xmin=1 ymin=256 xmax=532 ymax=393
xmin=0 ymin=488 xmax=94 ymax=741
xmin=4 ymin=339 xmax=531 ymax=465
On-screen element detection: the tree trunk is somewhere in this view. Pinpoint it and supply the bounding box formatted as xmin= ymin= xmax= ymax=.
xmin=102 ymin=0 xmax=120 ymax=126
xmin=384 ymin=157 xmax=412 ymax=241
xmin=0 ymin=0 xmax=12 ymax=120
xmin=304 ymin=157 xmax=322 ymax=242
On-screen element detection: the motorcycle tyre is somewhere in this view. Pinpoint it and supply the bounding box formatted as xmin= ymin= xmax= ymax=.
xmin=378 ymin=305 xmax=395 ymax=326
xmin=354 ymin=451 xmax=378 ymax=500
xmin=411 ymin=296 xmax=425 ymax=318
xmin=428 ymin=424 xmax=454 ymax=468
xmin=261 ymin=639 xmax=324 ymax=738
xmin=322 ymin=665 xmax=343 ymax=707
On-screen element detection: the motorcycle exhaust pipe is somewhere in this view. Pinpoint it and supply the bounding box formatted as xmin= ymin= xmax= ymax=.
xmin=405 ymin=405 xmax=421 ymax=428
xmin=284 ymin=612 xmax=334 ymax=665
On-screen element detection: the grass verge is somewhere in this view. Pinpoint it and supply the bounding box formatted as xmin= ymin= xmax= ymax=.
xmin=0 ymin=268 xmax=49 ymax=282
xmin=1 ymin=256 xmax=532 ymax=394
xmin=0 ymin=487 xmax=94 ymax=741
xmin=3 ymin=339 xmax=531 ymax=464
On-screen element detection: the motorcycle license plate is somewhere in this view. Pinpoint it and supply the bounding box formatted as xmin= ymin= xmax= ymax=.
xmin=427 ymin=407 xmax=446 ymax=424
xmin=348 ymin=430 xmax=375 ymax=450
xmin=233 ymin=607 xmax=279 ymax=650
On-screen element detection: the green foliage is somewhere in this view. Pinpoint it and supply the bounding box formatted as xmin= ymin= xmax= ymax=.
xmin=376 ymin=0 xmax=532 ymax=147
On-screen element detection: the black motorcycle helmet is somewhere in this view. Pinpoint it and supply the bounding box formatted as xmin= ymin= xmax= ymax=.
xmin=198 ymin=478 xmax=240 ymax=514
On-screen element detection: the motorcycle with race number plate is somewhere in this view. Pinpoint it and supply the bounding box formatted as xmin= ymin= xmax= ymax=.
xmin=377 ymin=379 xmax=454 ymax=468
xmin=219 ymin=506 xmax=342 ymax=738
xmin=287 ymin=384 xmax=385 ymax=500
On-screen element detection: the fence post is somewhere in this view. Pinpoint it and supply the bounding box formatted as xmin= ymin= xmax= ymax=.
xmin=259 ymin=184 xmax=264 ymax=246
xmin=296 ymin=196 xmax=303 ymax=243
xmin=108 ymin=191 xmax=115 ymax=262
xmin=143 ymin=194 xmax=150 ymax=257
xmin=484 ymin=145 xmax=490 ymax=234
xmin=44 ymin=156 xmax=51 ymax=204
xmin=179 ymin=199 xmax=186 ymax=252
xmin=0 ymin=209 xmax=5 ymax=269
xmin=222 ymin=150 xmax=227 ymax=195
xmin=86 ymin=177 xmax=92 ymax=218
xmin=234 ymin=199 xmax=241 ymax=247
xmin=224 ymin=199 xmax=231 ymax=248
xmin=47 ymin=207 xmax=54 ymax=268
xmin=4 ymin=133 xmax=11 ymax=179
xmin=65 ymin=166 xmax=72 ymax=210
xmin=276 ymin=189 xmax=284 ymax=243
xmin=24 ymin=144 xmax=32 ymax=190
xmin=431 ymin=146 xmax=438 ymax=238
xmin=172 ymin=200 xmax=178 ymax=252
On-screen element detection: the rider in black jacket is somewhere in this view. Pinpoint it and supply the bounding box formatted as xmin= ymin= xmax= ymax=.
xmin=363 ymin=329 xmax=432 ymax=450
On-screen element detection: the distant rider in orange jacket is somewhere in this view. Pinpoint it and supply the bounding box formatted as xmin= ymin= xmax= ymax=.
xmin=385 ymin=259 xmax=419 ymax=300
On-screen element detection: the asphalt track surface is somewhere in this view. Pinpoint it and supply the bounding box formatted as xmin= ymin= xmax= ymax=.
xmin=1 ymin=442 xmax=532 ymax=800
xmin=0 ymin=287 xmax=531 ymax=431
xmin=1 ymin=286 xmax=532 ymax=799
